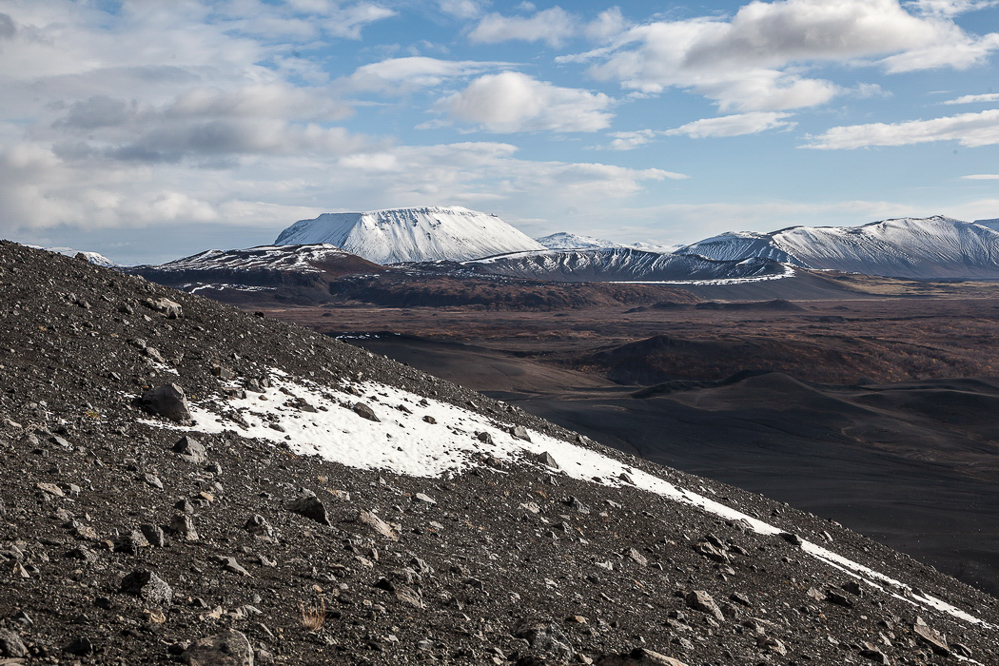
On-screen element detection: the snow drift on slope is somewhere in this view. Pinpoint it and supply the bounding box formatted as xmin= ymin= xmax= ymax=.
xmin=677 ymin=216 xmax=999 ymax=279
xmin=274 ymin=206 xmax=544 ymax=264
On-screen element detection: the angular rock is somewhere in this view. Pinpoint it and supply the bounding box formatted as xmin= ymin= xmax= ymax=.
xmin=510 ymin=425 xmax=532 ymax=442
xmin=172 ymin=436 xmax=207 ymax=463
xmin=287 ymin=492 xmax=332 ymax=526
xmin=685 ymin=590 xmax=725 ymax=622
xmin=170 ymin=514 xmax=200 ymax=541
xmin=625 ymin=548 xmax=648 ymax=566
xmin=120 ymin=570 xmax=173 ymax=605
xmin=145 ymin=297 xmax=183 ymax=319
xmin=64 ymin=636 xmax=95 ymax=656
xmin=184 ymin=630 xmax=254 ymax=666
xmin=243 ymin=514 xmax=273 ymax=537
xmin=595 ymin=648 xmax=688 ymax=665
xmin=141 ymin=524 xmax=167 ymax=547
xmin=141 ymin=384 xmax=193 ymax=424
xmin=0 ymin=629 xmax=28 ymax=658
xmin=913 ymin=622 xmax=950 ymax=656
xmin=115 ymin=529 xmax=151 ymax=554
xmin=358 ymin=509 xmax=399 ymax=540
xmin=352 ymin=402 xmax=379 ymax=422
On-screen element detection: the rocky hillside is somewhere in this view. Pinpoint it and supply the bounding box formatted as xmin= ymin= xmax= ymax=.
xmin=1 ymin=240 xmax=998 ymax=665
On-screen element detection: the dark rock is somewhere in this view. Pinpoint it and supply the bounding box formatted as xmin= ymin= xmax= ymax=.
xmin=173 ymin=436 xmax=207 ymax=463
xmin=141 ymin=384 xmax=193 ymax=423
xmin=141 ymin=524 xmax=167 ymax=547
xmin=115 ymin=529 xmax=151 ymax=554
xmin=244 ymin=514 xmax=273 ymax=537
xmin=287 ymin=491 xmax=332 ymax=526
xmin=184 ymin=630 xmax=254 ymax=666
xmin=140 ymin=472 xmax=164 ymax=490
xmin=0 ymin=629 xmax=28 ymax=658
xmin=779 ymin=532 xmax=803 ymax=546
xmin=352 ymin=402 xmax=379 ymax=421
xmin=64 ymin=636 xmax=94 ymax=656
xmin=120 ymin=570 xmax=173 ymax=605
xmin=169 ymin=514 xmax=200 ymax=541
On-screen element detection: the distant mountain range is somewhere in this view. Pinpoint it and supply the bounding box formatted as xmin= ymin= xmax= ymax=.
xmin=127 ymin=207 xmax=999 ymax=286
xmin=677 ymin=215 xmax=999 ymax=280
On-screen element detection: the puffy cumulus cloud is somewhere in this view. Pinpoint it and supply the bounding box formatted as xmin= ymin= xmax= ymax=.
xmin=664 ymin=112 xmax=796 ymax=138
xmin=469 ymin=7 xmax=577 ymax=47
xmin=804 ymin=109 xmax=999 ymax=148
xmin=435 ymin=71 xmax=614 ymax=133
xmin=604 ymin=129 xmax=658 ymax=151
xmin=568 ymin=0 xmax=999 ymax=112
xmin=341 ymin=57 xmax=508 ymax=94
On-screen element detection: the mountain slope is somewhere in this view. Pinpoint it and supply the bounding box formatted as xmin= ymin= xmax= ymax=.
xmin=1 ymin=240 xmax=997 ymax=664
xmin=130 ymin=244 xmax=385 ymax=305
xmin=466 ymin=247 xmax=791 ymax=283
xmin=677 ymin=216 xmax=999 ymax=279
xmin=274 ymin=206 xmax=545 ymax=264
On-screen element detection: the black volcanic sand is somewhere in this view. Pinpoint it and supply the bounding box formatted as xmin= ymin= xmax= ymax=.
xmin=4 ymin=241 xmax=999 ymax=664
xmin=352 ymin=335 xmax=999 ymax=598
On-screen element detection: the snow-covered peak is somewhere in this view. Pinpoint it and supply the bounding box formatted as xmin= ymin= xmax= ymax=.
xmin=535 ymin=232 xmax=619 ymax=250
xmin=274 ymin=206 xmax=545 ymax=265
xmin=38 ymin=246 xmax=118 ymax=267
xmin=974 ymin=218 xmax=999 ymax=232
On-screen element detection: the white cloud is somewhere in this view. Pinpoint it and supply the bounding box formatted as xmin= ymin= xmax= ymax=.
xmin=908 ymin=0 xmax=999 ymax=17
xmin=342 ymin=57 xmax=507 ymax=94
xmin=567 ymin=0 xmax=999 ymax=112
xmin=605 ymin=129 xmax=658 ymax=151
xmin=664 ymin=112 xmax=796 ymax=138
xmin=804 ymin=108 xmax=999 ymax=148
xmin=943 ymin=92 xmax=999 ymax=104
xmin=437 ymin=0 xmax=486 ymax=20
xmin=435 ymin=71 xmax=614 ymax=133
xmin=963 ymin=174 xmax=999 ymax=179
xmin=469 ymin=7 xmax=577 ymax=47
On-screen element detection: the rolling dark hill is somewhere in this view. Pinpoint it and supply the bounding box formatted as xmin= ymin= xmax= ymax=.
xmin=2 ymin=241 xmax=998 ymax=665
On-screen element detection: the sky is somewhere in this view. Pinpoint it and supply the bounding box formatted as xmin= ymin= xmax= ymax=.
xmin=2 ymin=0 xmax=999 ymax=265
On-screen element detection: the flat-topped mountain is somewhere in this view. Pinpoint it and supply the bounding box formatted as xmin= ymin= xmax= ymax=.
xmin=274 ymin=206 xmax=545 ymax=264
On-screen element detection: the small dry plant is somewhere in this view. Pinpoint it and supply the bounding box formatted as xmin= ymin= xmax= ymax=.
xmin=298 ymin=597 xmax=326 ymax=632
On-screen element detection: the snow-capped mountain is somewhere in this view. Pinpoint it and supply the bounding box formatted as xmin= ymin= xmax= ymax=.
xmin=274 ymin=206 xmax=544 ymax=265
xmin=535 ymin=232 xmax=619 ymax=250
xmin=466 ymin=247 xmax=790 ymax=283
xmin=147 ymin=243 xmax=376 ymax=275
xmin=677 ymin=216 xmax=999 ymax=279
xmin=975 ymin=218 xmax=999 ymax=232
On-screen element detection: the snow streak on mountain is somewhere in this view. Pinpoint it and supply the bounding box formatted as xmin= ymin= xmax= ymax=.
xmin=274 ymin=206 xmax=544 ymax=265
xmin=676 ymin=216 xmax=999 ymax=279
xmin=467 ymin=247 xmax=789 ymax=283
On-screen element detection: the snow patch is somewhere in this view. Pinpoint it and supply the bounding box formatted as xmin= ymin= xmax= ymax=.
xmin=141 ymin=370 xmax=994 ymax=630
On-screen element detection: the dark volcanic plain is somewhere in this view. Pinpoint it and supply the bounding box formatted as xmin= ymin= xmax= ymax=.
xmin=254 ymin=277 xmax=999 ymax=599
xmin=5 ymin=242 xmax=999 ymax=664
